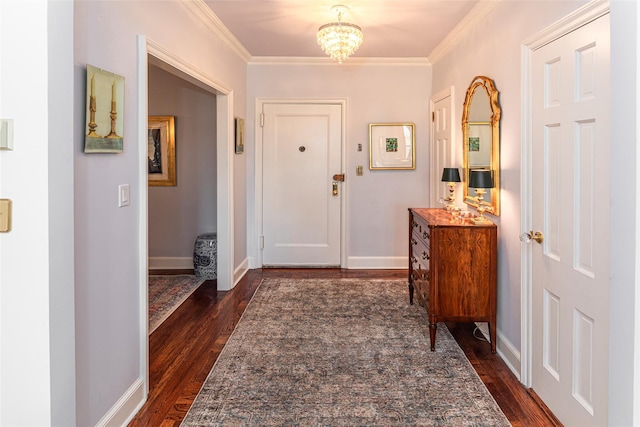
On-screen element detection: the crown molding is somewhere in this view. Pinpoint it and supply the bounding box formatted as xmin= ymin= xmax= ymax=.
xmin=180 ymin=0 xmax=252 ymax=64
xmin=428 ymin=0 xmax=501 ymax=64
xmin=522 ymin=0 xmax=609 ymax=50
xmin=249 ymin=56 xmax=431 ymax=66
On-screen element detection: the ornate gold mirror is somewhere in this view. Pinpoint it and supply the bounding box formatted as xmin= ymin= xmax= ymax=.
xmin=462 ymin=76 xmax=501 ymax=216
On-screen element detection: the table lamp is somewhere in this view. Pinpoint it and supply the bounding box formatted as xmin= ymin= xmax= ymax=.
xmin=441 ymin=167 xmax=461 ymax=210
xmin=468 ymin=170 xmax=494 ymax=225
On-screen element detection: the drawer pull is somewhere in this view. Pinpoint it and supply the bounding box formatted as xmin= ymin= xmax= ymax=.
xmin=422 ymin=231 xmax=429 ymax=240
xmin=411 ymin=256 xmax=417 ymax=264
xmin=422 ymin=251 xmax=429 ymax=261
xmin=412 ymin=221 xmax=418 ymax=228
xmin=411 ymin=238 xmax=417 ymax=246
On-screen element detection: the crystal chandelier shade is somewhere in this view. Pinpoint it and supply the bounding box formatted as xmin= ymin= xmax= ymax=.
xmin=317 ymin=6 xmax=363 ymax=64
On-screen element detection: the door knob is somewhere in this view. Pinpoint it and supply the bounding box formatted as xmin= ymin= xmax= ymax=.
xmin=520 ymin=231 xmax=544 ymax=244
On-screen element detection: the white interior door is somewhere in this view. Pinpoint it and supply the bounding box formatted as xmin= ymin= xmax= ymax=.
xmin=530 ymin=13 xmax=610 ymax=425
xmin=262 ymin=103 xmax=342 ymax=266
xmin=430 ymin=88 xmax=455 ymax=207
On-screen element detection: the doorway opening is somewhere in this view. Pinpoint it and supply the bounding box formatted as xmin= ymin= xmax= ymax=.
xmin=146 ymin=61 xmax=217 ymax=334
xmin=137 ymin=36 xmax=235 ymax=396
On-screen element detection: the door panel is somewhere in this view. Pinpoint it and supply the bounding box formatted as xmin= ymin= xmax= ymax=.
xmin=262 ymin=103 xmax=342 ymax=266
xmin=531 ymin=14 xmax=609 ymax=425
xmin=430 ymin=92 xmax=454 ymax=207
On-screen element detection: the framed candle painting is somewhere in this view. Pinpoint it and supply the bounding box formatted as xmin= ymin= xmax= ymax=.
xmin=147 ymin=116 xmax=176 ymax=186
xmin=84 ymin=64 xmax=124 ymax=153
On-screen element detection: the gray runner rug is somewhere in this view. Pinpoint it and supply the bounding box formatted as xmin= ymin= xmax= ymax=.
xmin=148 ymin=275 xmax=204 ymax=334
xmin=182 ymin=278 xmax=511 ymax=426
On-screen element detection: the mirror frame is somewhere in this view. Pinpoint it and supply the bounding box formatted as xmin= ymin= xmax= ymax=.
xmin=462 ymin=75 xmax=501 ymax=216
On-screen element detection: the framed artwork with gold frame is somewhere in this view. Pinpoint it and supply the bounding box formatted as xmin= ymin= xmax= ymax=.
xmin=147 ymin=116 xmax=176 ymax=186
xmin=369 ymin=123 xmax=416 ymax=170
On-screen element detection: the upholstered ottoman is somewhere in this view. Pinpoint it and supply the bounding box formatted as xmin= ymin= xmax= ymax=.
xmin=193 ymin=233 xmax=217 ymax=279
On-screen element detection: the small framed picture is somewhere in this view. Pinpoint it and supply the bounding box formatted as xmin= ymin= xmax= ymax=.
xmin=469 ymin=136 xmax=480 ymax=152
xmin=84 ymin=64 xmax=124 ymax=153
xmin=235 ymin=118 xmax=245 ymax=154
xmin=369 ymin=123 xmax=416 ymax=170
xmin=148 ymin=116 xmax=176 ymax=186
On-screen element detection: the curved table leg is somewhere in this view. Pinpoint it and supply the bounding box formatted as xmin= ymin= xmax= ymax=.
xmin=429 ymin=321 xmax=437 ymax=351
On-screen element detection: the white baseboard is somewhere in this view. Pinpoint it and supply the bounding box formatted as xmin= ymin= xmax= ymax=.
xmin=347 ymin=256 xmax=408 ymax=269
xmin=474 ymin=322 xmax=521 ymax=380
xmin=496 ymin=330 xmax=521 ymax=380
xmin=248 ymin=256 xmax=408 ymax=270
xmin=148 ymin=257 xmax=193 ymax=270
xmin=95 ymin=378 xmax=145 ymax=427
xmin=234 ymin=257 xmax=249 ymax=287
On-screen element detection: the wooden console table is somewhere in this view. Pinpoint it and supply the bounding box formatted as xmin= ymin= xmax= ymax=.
xmin=408 ymin=208 xmax=498 ymax=353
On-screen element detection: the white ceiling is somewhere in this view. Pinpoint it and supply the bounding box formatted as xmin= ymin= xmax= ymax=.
xmin=204 ymin=0 xmax=481 ymax=59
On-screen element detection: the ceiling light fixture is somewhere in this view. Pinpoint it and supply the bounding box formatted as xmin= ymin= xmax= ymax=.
xmin=317 ymin=5 xmax=363 ymax=64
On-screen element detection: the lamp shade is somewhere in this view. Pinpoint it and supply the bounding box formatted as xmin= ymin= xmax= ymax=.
xmin=441 ymin=167 xmax=461 ymax=183
xmin=469 ymin=170 xmax=494 ymax=188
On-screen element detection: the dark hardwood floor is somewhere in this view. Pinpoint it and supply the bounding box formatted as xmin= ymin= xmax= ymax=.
xmin=129 ymin=269 xmax=561 ymax=426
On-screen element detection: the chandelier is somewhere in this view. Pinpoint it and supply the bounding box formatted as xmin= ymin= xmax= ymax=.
xmin=317 ymin=5 xmax=363 ymax=64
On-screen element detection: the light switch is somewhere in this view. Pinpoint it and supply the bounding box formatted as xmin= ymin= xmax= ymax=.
xmin=0 ymin=199 xmax=12 ymax=232
xmin=118 ymin=184 xmax=130 ymax=207
xmin=356 ymin=165 xmax=363 ymax=176
xmin=0 ymin=119 xmax=14 ymax=150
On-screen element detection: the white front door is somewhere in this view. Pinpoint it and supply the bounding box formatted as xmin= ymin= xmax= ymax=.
xmin=430 ymin=88 xmax=456 ymax=207
xmin=261 ymin=103 xmax=343 ymax=266
xmin=530 ymin=13 xmax=610 ymax=425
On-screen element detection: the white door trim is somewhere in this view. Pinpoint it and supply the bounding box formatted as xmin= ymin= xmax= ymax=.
xmin=137 ymin=35 xmax=235 ymax=399
xmin=254 ymin=98 xmax=348 ymax=268
xmin=429 ymin=86 xmax=456 ymax=208
xmin=519 ymin=0 xmax=610 ymax=388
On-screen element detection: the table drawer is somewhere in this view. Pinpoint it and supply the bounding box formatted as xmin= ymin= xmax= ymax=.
xmin=413 ymin=274 xmax=429 ymax=306
xmin=411 ymin=218 xmax=431 ymax=248
xmin=412 ymin=241 xmax=430 ymax=264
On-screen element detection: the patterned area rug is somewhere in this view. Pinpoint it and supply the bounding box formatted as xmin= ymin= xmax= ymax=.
xmin=182 ymin=278 xmax=511 ymax=426
xmin=149 ymin=275 xmax=205 ymax=334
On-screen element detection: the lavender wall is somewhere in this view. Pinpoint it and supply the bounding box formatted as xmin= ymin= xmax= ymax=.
xmin=436 ymin=3 xmax=640 ymax=421
xmin=430 ymin=0 xmax=589 ymax=368
xmin=73 ymin=1 xmax=247 ymax=424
